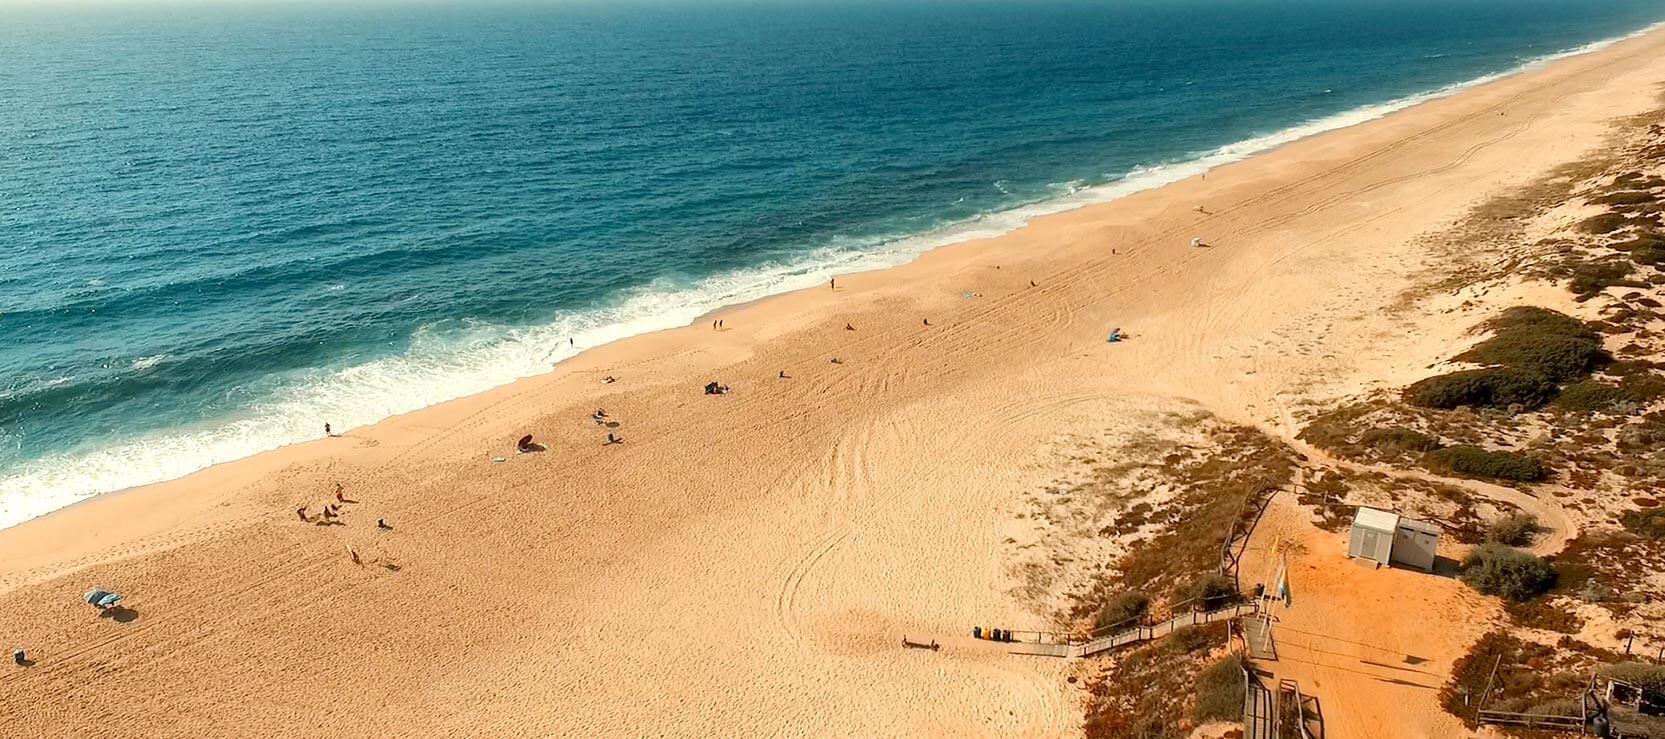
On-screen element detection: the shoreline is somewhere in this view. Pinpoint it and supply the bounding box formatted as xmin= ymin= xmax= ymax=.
xmin=6 ymin=21 xmax=1665 ymax=738
xmin=5 ymin=20 xmax=1661 ymax=530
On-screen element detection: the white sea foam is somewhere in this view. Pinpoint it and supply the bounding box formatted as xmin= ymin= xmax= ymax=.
xmin=2 ymin=23 xmax=1661 ymax=530
xmin=130 ymin=355 xmax=166 ymax=371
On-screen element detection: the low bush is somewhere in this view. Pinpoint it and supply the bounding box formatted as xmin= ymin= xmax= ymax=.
xmin=1609 ymin=235 xmax=1664 ymax=252
xmin=1487 ymin=513 xmax=1540 ymax=546
xmin=1360 ymin=426 xmax=1441 ymax=455
xmin=1457 ymin=333 xmax=1609 ymax=381
xmin=1483 ymin=306 xmax=1600 ymax=339
xmin=1581 ymin=580 xmax=1616 ymax=603
xmin=1619 ymin=371 xmax=1665 ymax=404
xmin=1555 ymin=380 xmax=1629 ymax=412
xmin=1505 ymin=598 xmax=1583 ymax=633
xmin=1095 ymin=591 xmax=1150 ymax=631
xmin=1633 ymin=244 xmax=1665 ymax=266
xmin=1427 ymin=446 xmax=1547 ymax=482
xmin=1593 ymin=191 xmax=1658 ymax=206
xmin=1601 ymin=662 xmax=1665 ymax=693
xmin=1183 ymin=573 xmax=1238 ymax=611
xmin=1620 ymin=509 xmax=1665 ymax=539
xmin=1617 ymin=411 xmax=1665 ymax=450
xmin=1460 ymin=543 xmax=1557 ymax=601
xmin=1193 ymin=654 xmax=1246 ymax=722
xmin=1579 ymin=213 xmax=1632 ymax=234
xmin=1404 ymin=368 xmax=1559 ymax=410
xmin=1571 ymin=261 xmax=1643 ymax=295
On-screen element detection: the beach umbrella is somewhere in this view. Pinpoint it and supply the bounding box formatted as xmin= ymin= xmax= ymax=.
xmin=82 ymin=588 xmax=122 ymax=609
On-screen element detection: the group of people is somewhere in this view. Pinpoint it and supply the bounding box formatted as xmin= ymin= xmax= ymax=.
xmin=296 ymin=483 xmax=392 ymax=532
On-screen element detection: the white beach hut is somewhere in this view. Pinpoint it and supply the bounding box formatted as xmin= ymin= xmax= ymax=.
xmin=1348 ymin=507 xmax=1398 ymax=567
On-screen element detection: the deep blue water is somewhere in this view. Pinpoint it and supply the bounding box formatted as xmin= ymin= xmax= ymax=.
xmin=3 ymin=0 xmax=1663 ymax=526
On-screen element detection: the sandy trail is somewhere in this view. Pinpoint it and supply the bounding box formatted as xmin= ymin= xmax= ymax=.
xmin=4 ymin=26 xmax=1665 ymax=739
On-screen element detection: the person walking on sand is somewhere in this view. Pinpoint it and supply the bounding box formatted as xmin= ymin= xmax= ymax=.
xmin=297 ymin=507 xmax=308 ymax=522
xmin=830 ymin=277 xmax=836 ymax=290
xmin=324 ymin=422 xmax=332 ymax=437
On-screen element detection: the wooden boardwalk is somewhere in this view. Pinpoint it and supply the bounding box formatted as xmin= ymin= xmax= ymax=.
xmin=1244 ymin=667 xmax=1276 ymax=739
xmin=1244 ymin=612 xmax=1277 ymax=661
xmin=996 ymin=602 xmax=1260 ymax=658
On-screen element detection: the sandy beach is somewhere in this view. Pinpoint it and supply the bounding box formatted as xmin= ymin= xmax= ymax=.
xmin=7 ymin=25 xmax=1665 ymax=738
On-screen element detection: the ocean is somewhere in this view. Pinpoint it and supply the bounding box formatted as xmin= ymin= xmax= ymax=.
xmin=3 ymin=0 xmax=1663 ymax=529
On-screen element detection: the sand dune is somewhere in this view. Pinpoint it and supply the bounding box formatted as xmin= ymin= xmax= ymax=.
xmin=6 ymin=26 xmax=1665 ymax=739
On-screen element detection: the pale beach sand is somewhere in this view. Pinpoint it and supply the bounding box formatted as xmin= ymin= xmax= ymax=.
xmin=6 ymin=26 xmax=1665 ymax=738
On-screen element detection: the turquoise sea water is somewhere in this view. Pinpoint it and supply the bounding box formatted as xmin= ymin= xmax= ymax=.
xmin=3 ymin=0 xmax=1664 ymax=527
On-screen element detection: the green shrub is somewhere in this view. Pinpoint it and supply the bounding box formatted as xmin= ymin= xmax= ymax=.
xmin=1600 ymin=662 xmax=1665 ymax=694
xmin=1457 ymin=333 xmax=1608 ymax=381
xmin=1555 ymin=380 xmax=1629 ymax=412
xmin=1483 ymin=306 xmax=1600 ymax=339
xmin=1193 ymin=653 xmax=1246 ymax=722
xmin=1183 ymin=573 xmax=1238 ymax=610
xmin=1487 ymin=513 xmax=1539 ymax=546
xmin=1593 ymin=191 xmax=1658 ymax=206
xmin=1619 ymin=371 xmax=1665 ymax=404
xmin=1620 ymin=509 xmax=1665 ymax=539
xmin=1095 ymin=591 xmax=1150 ymax=631
xmin=1427 ymin=445 xmax=1546 ymax=482
xmin=1164 ymin=624 xmax=1212 ymax=654
xmin=1633 ymin=244 xmax=1665 ymax=266
xmin=1579 ymin=213 xmax=1632 ymax=234
xmin=1609 ymin=235 xmax=1664 ymax=252
xmin=1404 ymin=368 xmax=1559 ymax=410
xmin=1571 ymin=261 xmax=1641 ymax=295
xmin=1360 ymin=427 xmax=1441 ymax=454
xmin=1460 ymin=543 xmax=1557 ymax=601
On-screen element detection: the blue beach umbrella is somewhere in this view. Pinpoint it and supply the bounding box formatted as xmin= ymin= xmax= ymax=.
xmin=83 ymin=588 xmax=123 ymax=609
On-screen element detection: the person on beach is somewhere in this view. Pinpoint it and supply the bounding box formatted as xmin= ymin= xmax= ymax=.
xmin=605 ymin=432 xmax=621 ymax=445
xmin=324 ymin=423 xmax=332 ymax=437
xmin=377 ymin=518 xmax=392 ymax=530
xmin=718 ymin=319 xmax=724 ymax=330
xmin=569 ymin=337 xmax=574 ymax=347
xmin=778 ymin=370 xmax=788 ymax=379
xmin=829 ymin=277 xmax=836 ymax=290
xmin=845 ymin=323 xmax=855 ymax=331
xmin=297 ymin=507 xmax=308 ymax=522
xmin=1030 ymin=280 xmax=1037 ymax=287
xmin=1191 ymin=236 xmax=1204 ymax=247
xmin=922 ymin=318 xmax=930 ymax=326
xmin=334 ymin=483 xmax=345 ymax=503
